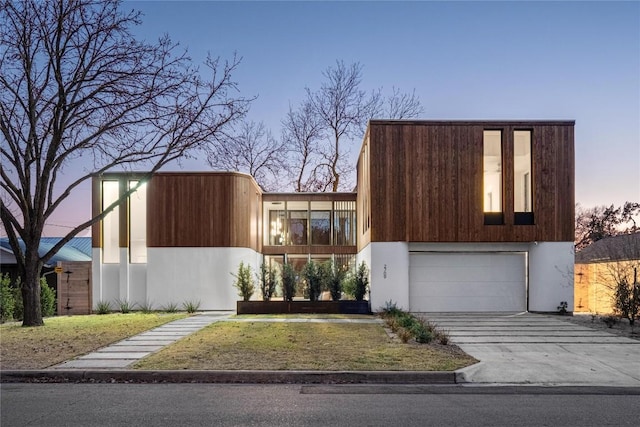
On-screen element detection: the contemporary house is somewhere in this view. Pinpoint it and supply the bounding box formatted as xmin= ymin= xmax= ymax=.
xmin=574 ymin=232 xmax=640 ymax=313
xmin=92 ymin=120 xmax=575 ymax=313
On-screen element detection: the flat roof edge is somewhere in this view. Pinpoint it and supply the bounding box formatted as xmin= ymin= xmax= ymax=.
xmin=368 ymin=119 xmax=576 ymax=126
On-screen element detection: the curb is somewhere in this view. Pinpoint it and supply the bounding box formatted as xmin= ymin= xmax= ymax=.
xmin=1 ymin=370 xmax=465 ymax=385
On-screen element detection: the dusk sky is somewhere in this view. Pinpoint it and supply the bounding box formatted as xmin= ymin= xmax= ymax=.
xmin=37 ymin=0 xmax=640 ymax=236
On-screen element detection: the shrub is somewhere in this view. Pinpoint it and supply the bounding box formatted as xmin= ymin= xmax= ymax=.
xmin=557 ymin=301 xmax=569 ymax=315
xmin=232 ymin=262 xmax=255 ymax=302
xmin=116 ymin=299 xmax=135 ymax=314
xmin=281 ymin=262 xmax=297 ymax=302
xmin=379 ymin=305 xmax=442 ymax=345
xmin=95 ymin=300 xmax=112 ymax=314
xmin=0 ymin=273 xmax=15 ymax=323
xmin=139 ymin=300 xmax=155 ymax=314
xmin=183 ymin=300 xmax=201 ymax=313
xmin=302 ymin=261 xmax=323 ymax=302
xmin=613 ymin=277 xmax=639 ymax=327
xmin=323 ymin=261 xmax=346 ymax=301
xmin=353 ymin=261 xmax=369 ymax=301
xmin=434 ymin=329 xmax=450 ymax=345
xmin=257 ymin=263 xmax=278 ymax=301
xmin=397 ymin=327 xmax=413 ymax=343
xmin=601 ymin=314 xmax=619 ymax=328
xmin=381 ymin=300 xmax=402 ymax=317
xmin=161 ymin=302 xmax=179 ymax=313
xmin=40 ymin=277 xmax=56 ymax=317
xmin=12 ymin=279 xmax=23 ymax=321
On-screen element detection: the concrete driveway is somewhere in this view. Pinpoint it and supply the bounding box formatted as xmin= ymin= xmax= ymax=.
xmin=423 ymin=313 xmax=640 ymax=386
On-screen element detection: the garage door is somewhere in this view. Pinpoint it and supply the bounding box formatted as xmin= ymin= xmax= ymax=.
xmin=409 ymin=252 xmax=526 ymax=312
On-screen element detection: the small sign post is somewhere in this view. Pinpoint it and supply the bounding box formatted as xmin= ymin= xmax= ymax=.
xmin=54 ymin=266 xmax=63 ymax=274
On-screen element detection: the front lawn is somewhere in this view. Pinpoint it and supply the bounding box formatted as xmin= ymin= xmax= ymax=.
xmin=0 ymin=313 xmax=187 ymax=370
xmin=134 ymin=321 xmax=476 ymax=371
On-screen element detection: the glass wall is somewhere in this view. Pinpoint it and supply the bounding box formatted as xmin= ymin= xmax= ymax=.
xmin=263 ymin=200 xmax=356 ymax=246
xmin=102 ymin=181 xmax=120 ymax=263
xmin=287 ymin=201 xmax=309 ymax=245
xmin=310 ymin=201 xmax=331 ymax=245
xmin=128 ymin=181 xmax=147 ymax=263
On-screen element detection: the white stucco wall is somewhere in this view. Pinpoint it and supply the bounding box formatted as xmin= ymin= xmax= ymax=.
xmin=146 ymin=247 xmax=261 ymax=311
xmin=528 ymin=241 xmax=574 ymax=312
xmin=364 ymin=242 xmax=410 ymax=311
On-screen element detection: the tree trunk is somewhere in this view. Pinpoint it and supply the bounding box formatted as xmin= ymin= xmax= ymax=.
xmin=22 ymin=243 xmax=44 ymax=326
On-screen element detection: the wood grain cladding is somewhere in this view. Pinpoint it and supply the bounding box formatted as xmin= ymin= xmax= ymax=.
xmin=147 ymin=172 xmax=262 ymax=249
xmin=361 ymin=121 xmax=575 ymax=244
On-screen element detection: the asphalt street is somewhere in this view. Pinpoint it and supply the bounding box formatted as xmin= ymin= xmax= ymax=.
xmin=2 ymin=383 xmax=639 ymax=427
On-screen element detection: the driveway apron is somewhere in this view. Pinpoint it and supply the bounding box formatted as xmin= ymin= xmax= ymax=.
xmin=423 ymin=313 xmax=640 ymax=386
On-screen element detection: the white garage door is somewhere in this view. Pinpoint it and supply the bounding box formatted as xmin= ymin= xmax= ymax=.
xmin=409 ymin=252 xmax=526 ymax=312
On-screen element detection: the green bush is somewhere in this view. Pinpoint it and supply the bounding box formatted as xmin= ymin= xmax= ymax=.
xmin=323 ymin=261 xmax=346 ymax=301
xmin=12 ymin=280 xmax=23 ymax=321
xmin=354 ymin=261 xmax=369 ymax=301
xmin=282 ymin=263 xmax=297 ymax=302
xmin=116 ymin=299 xmax=135 ymax=314
xmin=40 ymin=277 xmax=56 ymax=317
xmin=232 ymin=262 xmax=255 ymax=302
xmin=95 ymin=300 xmax=112 ymax=314
xmin=183 ymin=300 xmax=201 ymax=313
xmin=139 ymin=300 xmax=155 ymax=314
xmin=379 ymin=305 xmax=438 ymax=345
xmin=0 ymin=273 xmax=15 ymax=323
xmin=257 ymin=263 xmax=278 ymax=301
xmin=302 ymin=261 xmax=323 ymax=302
xmin=161 ymin=302 xmax=179 ymax=313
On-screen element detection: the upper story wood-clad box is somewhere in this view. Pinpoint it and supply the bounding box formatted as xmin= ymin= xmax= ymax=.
xmin=147 ymin=172 xmax=263 ymax=250
xmin=92 ymin=171 xmax=263 ymax=252
xmin=357 ymin=120 xmax=575 ymax=246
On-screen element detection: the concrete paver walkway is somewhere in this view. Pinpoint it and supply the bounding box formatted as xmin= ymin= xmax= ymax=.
xmin=52 ymin=312 xmax=233 ymax=370
xmin=423 ymin=313 xmax=640 ymax=387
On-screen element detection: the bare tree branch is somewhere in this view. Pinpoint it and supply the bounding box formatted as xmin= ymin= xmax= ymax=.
xmin=0 ymin=0 xmax=250 ymax=326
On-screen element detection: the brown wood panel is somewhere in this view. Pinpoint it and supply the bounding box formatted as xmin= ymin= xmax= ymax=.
xmin=358 ymin=120 xmax=574 ymax=246
xmin=147 ymin=172 xmax=262 ymax=249
xmin=56 ymin=261 xmax=92 ymax=315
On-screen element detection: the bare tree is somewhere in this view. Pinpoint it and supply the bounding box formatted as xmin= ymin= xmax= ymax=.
xmin=286 ymin=61 xmax=424 ymax=192
xmin=380 ymin=87 xmax=424 ymax=119
xmin=306 ymin=61 xmax=380 ymax=192
xmin=281 ymin=101 xmax=325 ymax=192
xmin=575 ymin=202 xmax=640 ymax=250
xmin=0 ymin=0 xmax=250 ymax=326
xmin=208 ymin=121 xmax=286 ymax=190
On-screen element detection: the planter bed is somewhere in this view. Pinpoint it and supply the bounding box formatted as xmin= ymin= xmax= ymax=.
xmin=237 ymin=300 xmax=370 ymax=315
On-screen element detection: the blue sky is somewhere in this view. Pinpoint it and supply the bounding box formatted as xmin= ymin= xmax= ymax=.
xmin=43 ymin=0 xmax=640 ymax=236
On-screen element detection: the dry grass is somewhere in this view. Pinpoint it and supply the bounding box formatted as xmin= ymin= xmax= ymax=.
xmin=134 ymin=321 xmax=477 ymax=371
xmin=0 ymin=313 xmax=186 ymax=370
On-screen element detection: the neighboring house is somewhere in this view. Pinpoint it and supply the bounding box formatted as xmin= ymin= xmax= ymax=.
xmin=92 ymin=120 xmax=575 ymax=313
xmin=574 ymin=232 xmax=640 ymax=313
xmin=1 ymin=237 xmax=92 ymax=314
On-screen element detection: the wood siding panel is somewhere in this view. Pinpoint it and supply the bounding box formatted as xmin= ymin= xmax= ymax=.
xmin=147 ymin=173 xmax=262 ymax=250
xmin=358 ymin=121 xmax=574 ymax=246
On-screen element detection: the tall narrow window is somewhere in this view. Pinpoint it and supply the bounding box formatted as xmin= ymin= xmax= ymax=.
xmin=483 ymin=130 xmax=503 ymax=224
xmin=514 ymin=130 xmax=534 ymax=224
xmin=129 ymin=181 xmax=147 ymax=263
xmin=102 ymin=181 xmax=120 ymax=263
